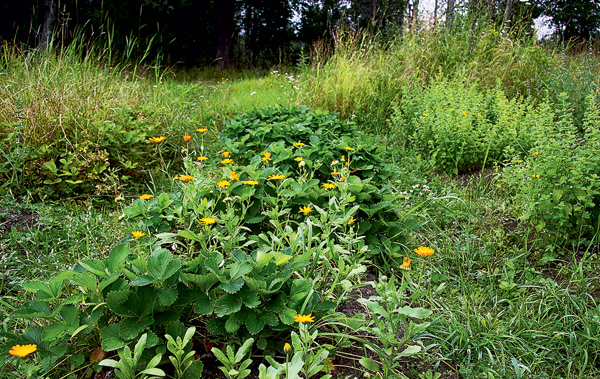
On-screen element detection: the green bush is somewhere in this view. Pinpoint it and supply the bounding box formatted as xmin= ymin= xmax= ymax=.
xmin=503 ymin=93 xmax=600 ymax=243
xmin=391 ymin=80 xmax=547 ymax=173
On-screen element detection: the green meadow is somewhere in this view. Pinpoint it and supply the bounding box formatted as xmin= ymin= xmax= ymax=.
xmin=1 ymin=27 xmax=599 ymax=379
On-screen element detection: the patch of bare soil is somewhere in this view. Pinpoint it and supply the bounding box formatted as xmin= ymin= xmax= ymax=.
xmin=0 ymin=207 xmax=39 ymax=235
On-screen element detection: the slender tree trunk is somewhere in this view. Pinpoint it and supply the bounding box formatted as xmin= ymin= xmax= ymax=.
xmin=213 ymin=0 xmax=236 ymax=68
xmin=38 ymin=0 xmax=57 ymax=52
xmin=446 ymin=0 xmax=455 ymax=29
xmin=412 ymin=0 xmax=420 ymax=29
xmin=503 ymin=0 xmax=513 ymax=33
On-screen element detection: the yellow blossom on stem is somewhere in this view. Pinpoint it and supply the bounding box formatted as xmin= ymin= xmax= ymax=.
xmin=261 ymin=152 xmax=272 ymax=162
xmin=197 ymin=156 xmax=208 ymax=161
xmin=344 ymin=146 xmax=355 ymax=151
xmin=178 ymin=176 xmax=193 ymax=182
xmin=293 ymin=142 xmax=305 ymax=147
xmin=131 ymin=230 xmax=146 ymax=239
xmin=222 ymin=151 xmax=230 ymax=158
xmin=200 ymin=217 xmax=217 ymax=225
xmin=196 ymin=128 xmax=208 ymax=133
xmin=331 ymin=171 xmax=340 ymax=175
xmin=533 ymin=151 xmax=539 ymax=157
xmin=183 ymin=135 xmax=191 ymax=141
xmin=294 ymin=157 xmax=302 ymax=162
xmin=243 ymin=180 xmax=259 ymax=185
xmin=284 ymin=343 xmax=291 ymax=353
xmin=414 ymin=246 xmax=435 ymax=258
xmin=400 ymin=257 xmax=412 ymax=270
xmin=230 ymin=171 xmax=239 ymax=181
xmin=340 ymin=176 xmax=346 ymax=181
xmin=268 ymin=173 xmax=285 ymax=180
xmin=221 ymin=159 xmax=233 ymax=164
xmin=139 ymin=194 xmax=154 ymax=200
xmin=9 ymin=344 xmax=37 ymax=358
xmin=148 ymin=136 xmax=167 ymax=143
xmin=299 ymin=206 xmax=312 ymax=215
xmin=348 ymin=216 xmax=356 ymax=225
xmin=322 ymin=183 xmax=336 ymax=190
xmin=294 ymin=314 xmax=315 ymax=323
xmin=218 ymin=180 xmax=231 ymax=188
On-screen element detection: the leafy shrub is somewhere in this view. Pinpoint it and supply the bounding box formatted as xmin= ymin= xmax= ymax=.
xmin=503 ymin=93 xmax=600 ymax=244
xmin=391 ymin=80 xmax=547 ymax=174
xmin=0 ymin=106 xmax=163 ymax=201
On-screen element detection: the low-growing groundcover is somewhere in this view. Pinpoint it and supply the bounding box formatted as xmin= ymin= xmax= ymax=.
xmin=2 ymin=93 xmax=600 ymax=378
xmin=1 ymin=106 xmax=443 ymax=379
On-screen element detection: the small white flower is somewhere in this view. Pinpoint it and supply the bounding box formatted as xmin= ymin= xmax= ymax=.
xmin=250 ymin=91 xmax=257 ymax=96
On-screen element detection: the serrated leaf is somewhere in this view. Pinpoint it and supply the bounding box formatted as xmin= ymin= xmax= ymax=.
xmin=193 ymin=293 xmax=215 ymax=315
xmin=215 ymin=294 xmax=242 ymax=317
xmin=245 ymin=313 xmax=265 ymax=335
xmin=280 ymin=308 xmax=297 ymax=325
xmin=240 ymin=288 xmax=260 ymax=309
xmin=42 ymin=322 xmax=67 ymax=341
xmin=119 ymin=318 xmax=147 ymax=340
xmin=158 ymin=288 xmax=178 ymax=306
xmin=69 ymin=272 xmax=97 ymax=293
xmin=166 ymin=321 xmax=186 ymax=341
xmin=108 ymin=244 xmax=129 ymax=273
xmin=220 ymin=278 xmax=244 ymax=294
xmin=182 ymin=360 xmax=204 ymax=379
xmin=101 ymin=324 xmax=128 ymax=351
xmin=225 ymin=316 xmax=243 ymax=333
xmin=89 ymin=347 xmax=105 ymax=364
xmin=148 ymin=249 xmax=181 ymax=281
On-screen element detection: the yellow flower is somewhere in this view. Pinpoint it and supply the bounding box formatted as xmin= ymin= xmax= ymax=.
xmin=462 ymin=111 xmax=467 ymax=116
xmin=348 ymin=216 xmax=356 ymax=224
xmin=183 ymin=135 xmax=191 ymax=141
xmin=532 ymin=174 xmax=540 ymax=178
xmin=268 ymin=174 xmax=285 ymax=180
xmin=322 ymin=183 xmax=337 ymax=190
xmin=569 ymin=167 xmax=575 ymax=170
xmin=201 ymin=217 xmax=217 ymax=225
xmin=243 ymin=180 xmax=259 ymax=185
xmin=478 ymin=113 xmax=483 ymax=118
xmin=423 ymin=113 xmax=429 ymax=116
xmin=414 ymin=246 xmax=435 ymax=258
xmin=294 ymin=314 xmax=315 ymax=323
xmin=139 ymin=194 xmax=154 ymax=200
xmin=299 ymin=206 xmax=312 ymax=215
xmin=293 ymin=142 xmax=305 ymax=147
xmin=230 ymin=171 xmax=239 ymax=181
xmin=221 ymin=159 xmax=233 ymax=164
xmin=284 ymin=342 xmax=291 ymax=353
xmin=218 ymin=180 xmax=231 ymax=188
xmin=400 ymin=257 xmax=412 ymax=270
xmin=9 ymin=344 xmax=37 ymax=358
xmin=331 ymin=160 xmax=339 ymax=165
xmin=261 ymin=152 xmax=272 ymax=162
xmin=222 ymin=151 xmax=230 ymax=158
xmin=344 ymin=147 xmax=355 ymax=151
xmin=331 ymin=171 xmax=340 ymax=176
xmin=340 ymin=176 xmax=346 ymax=181
xmin=131 ymin=230 xmax=146 ymax=239
xmin=196 ymin=128 xmax=208 ymax=133
xmin=294 ymin=157 xmax=302 ymax=162
xmin=178 ymin=175 xmax=193 ymax=182
xmin=197 ymin=156 xmax=208 ymax=161
xmin=148 ymin=136 xmax=166 ymax=143
xmin=533 ymin=151 xmax=539 ymax=157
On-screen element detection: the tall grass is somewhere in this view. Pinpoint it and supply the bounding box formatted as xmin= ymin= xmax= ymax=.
xmin=299 ymin=23 xmax=599 ymax=136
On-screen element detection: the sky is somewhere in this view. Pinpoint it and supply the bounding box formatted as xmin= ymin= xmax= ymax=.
xmin=418 ymin=0 xmax=555 ymax=38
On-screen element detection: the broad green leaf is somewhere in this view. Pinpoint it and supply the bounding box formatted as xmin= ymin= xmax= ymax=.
xmin=220 ymin=278 xmax=244 ymax=294
xmin=148 ymin=249 xmax=181 ymax=281
xmin=158 ymin=288 xmax=178 ymax=306
xmin=398 ymin=345 xmax=422 ymax=357
xmin=101 ymin=324 xmax=128 ymax=351
xmin=359 ymin=357 xmax=379 ymax=372
xmin=108 ymin=244 xmax=129 ymax=273
xmin=42 ymin=322 xmax=67 ymax=341
xmin=193 ymin=293 xmax=215 ymax=315
xmin=215 ymin=294 xmax=242 ymax=317
xmin=397 ymin=306 xmax=432 ymax=319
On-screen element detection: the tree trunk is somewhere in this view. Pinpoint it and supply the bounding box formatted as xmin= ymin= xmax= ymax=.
xmin=38 ymin=0 xmax=57 ymax=52
xmin=412 ymin=0 xmax=420 ymax=29
xmin=503 ymin=0 xmax=513 ymax=32
xmin=213 ymin=0 xmax=236 ymax=68
xmin=446 ymin=0 xmax=455 ymax=29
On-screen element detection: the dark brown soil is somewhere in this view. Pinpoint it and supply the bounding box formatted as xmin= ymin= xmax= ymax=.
xmin=0 ymin=207 xmax=39 ymax=234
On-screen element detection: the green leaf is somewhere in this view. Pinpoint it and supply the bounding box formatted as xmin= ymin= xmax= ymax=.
xmin=119 ymin=318 xmax=147 ymax=340
xmin=182 ymin=360 xmax=204 ymax=379
xmin=245 ymin=313 xmax=265 ymax=335
xmin=398 ymin=345 xmax=421 ymax=357
xmin=70 ymin=272 xmax=98 ymax=293
xmin=280 ymin=308 xmax=297 ymax=325
xmin=178 ymin=229 xmax=203 ymax=242
xmin=148 ymin=249 xmax=181 ymax=281
xmin=220 ymin=278 xmax=244 ymax=294
xmin=240 ymin=288 xmax=260 ymax=309
xmin=193 ymin=293 xmax=215 ymax=315
xmin=158 ymin=288 xmax=178 ymax=306
xmin=108 ymin=244 xmax=129 ymax=273
xmin=359 ymin=357 xmax=379 ymax=372
xmin=397 ymin=306 xmax=432 ymax=319
xmin=215 ymin=294 xmax=242 ymax=317
xmin=101 ymin=324 xmax=128 ymax=351
xmin=42 ymin=322 xmax=67 ymax=341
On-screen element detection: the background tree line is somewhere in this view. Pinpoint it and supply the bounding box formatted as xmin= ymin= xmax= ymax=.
xmin=0 ymin=0 xmax=598 ymax=68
